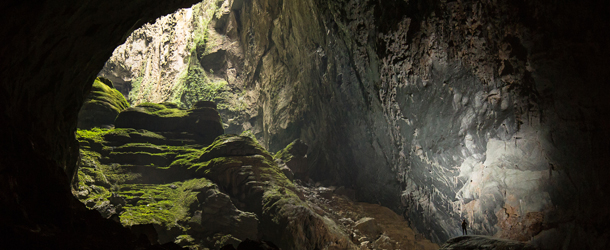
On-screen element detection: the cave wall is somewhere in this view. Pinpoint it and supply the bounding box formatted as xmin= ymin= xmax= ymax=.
xmin=0 ymin=0 xmax=200 ymax=248
xmin=238 ymin=0 xmax=610 ymax=247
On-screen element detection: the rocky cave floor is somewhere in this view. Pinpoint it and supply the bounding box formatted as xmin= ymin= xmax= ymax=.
xmin=292 ymin=181 xmax=439 ymax=250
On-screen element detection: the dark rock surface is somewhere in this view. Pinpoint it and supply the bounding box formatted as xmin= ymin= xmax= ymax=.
xmin=0 ymin=0 xmax=201 ymax=249
xmin=115 ymin=101 xmax=223 ymax=145
xmin=440 ymin=235 xmax=536 ymax=250
xmin=274 ymin=139 xmax=309 ymax=182
xmin=77 ymin=77 xmax=129 ymax=129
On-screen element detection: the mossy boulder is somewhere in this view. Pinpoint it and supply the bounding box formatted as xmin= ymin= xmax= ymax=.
xmin=174 ymin=135 xmax=349 ymax=249
xmin=199 ymin=134 xmax=272 ymax=162
xmin=274 ymin=139 xmax=309 ymax=181
xmin=74 ymin=129 xmax=350 ymax=249
xmin=77 ymin=77 xmax=129 ymax=129
xmin=115 ymin=100 xmax=223 ymax=145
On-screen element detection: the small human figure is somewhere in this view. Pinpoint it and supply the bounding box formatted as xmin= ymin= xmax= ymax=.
xmin=461 ymin=219 xmax=468 ymax=235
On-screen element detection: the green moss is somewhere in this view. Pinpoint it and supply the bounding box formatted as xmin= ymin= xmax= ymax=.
xmin=114 ymin=143 xmax=199 ymax=154
xmin=175 ymin=234 xmax=196 ymax=247
xmin=88 ymin=77 xmax=129 ymax=113
xmin=213 ymin=234 xmax=240 ymax=249
xmin=76 ymin=127 xmax=109 ymax=144
xmin=169 ymin=151 xmax=204 ymax=169
xmin=274 ymin=140 xmax=298 ymax=162
xmin=179 ymin=65 xmax=230 ymax=108
xmin=104 ymin=128 xmax=166 ymax=140
xmin=136 ymin=102 xmax=189 ymax=118
xmin=119 ymin=178 xmax=214 ymax=229
xmin=240 ymin=130 xmax=259 ymax=144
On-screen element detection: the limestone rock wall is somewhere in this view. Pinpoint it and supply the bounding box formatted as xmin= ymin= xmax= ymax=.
xmin=235 ymin=0 xmax=610 ymax=248
xmin=99 ymin=0 xmax=253 ymax=134
xmin=98 ymin=7 xmax=196 ymax=102
xmin=102 ymin=0 xmax=610 ymax=247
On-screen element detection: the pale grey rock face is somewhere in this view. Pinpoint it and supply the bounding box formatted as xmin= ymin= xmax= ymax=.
xmin=237 ymin=0 xmax=610 ymax=247
xmin=99 ymin=0 xmax=253 ymax=134
xmin=98 ymin=8 xmax=195 ymax=102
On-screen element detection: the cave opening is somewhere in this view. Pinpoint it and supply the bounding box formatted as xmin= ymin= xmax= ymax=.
xmin=72 ymin=1 xmax=441 ymax=248
xmin=2 ymin=0 xmax=610 ymax=249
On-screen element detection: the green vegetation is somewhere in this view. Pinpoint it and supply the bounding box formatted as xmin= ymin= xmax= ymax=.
xmin=166 ymin=1 xmax=249 ymax=113
xmin=88 ymin=77 xmax=129 ymax=113
xmin=76 ymin=127 xmax=109 ymax=144
xmin=73 ymin=125 xmax=314 ymax=249
xmin=274 ymin=140 xmax=298 ymax=162
xmin=240 ymin=130 xmax=259 ymax=144
xmin=178 ymin=64 xmax=231 ymax=108
xmin=118 ymin=178 xmax=214 ymax=229
xmin=136 ymin=102 xmax=189 ymax=118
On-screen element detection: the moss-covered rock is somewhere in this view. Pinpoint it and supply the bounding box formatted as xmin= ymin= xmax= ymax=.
xmin=115 ymin=100 xmax=223 ymax=145
xmin=176 ymin=135 xmax=350 ymax=249
xmin=74 ymin=128 xmax=351 ymax=249
xmin=77 ymin=77 xmax=129 ymax=129
xmin=274 ymin=139 xmax=309 ymax=181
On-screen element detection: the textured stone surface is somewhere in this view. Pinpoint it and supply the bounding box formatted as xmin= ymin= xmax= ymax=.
xmin=77 ymin=77 xmax=129 ymax=129
xmin=76 ymin=125 xmax=354 ymax=249
xmin=274 ymin=139 xmax=309 ymax=181
xmin=440 ymin=235 xmax=536 ymax=250
xmin=229 ymin=0 xmax=610 ymax=248
xmin=114 ymin=101 xmax=223 ymax=145
xmin=354 ymin=217 xmax=383 ymax=241
xmin=99 ymin=0 xmax=252 ymax=134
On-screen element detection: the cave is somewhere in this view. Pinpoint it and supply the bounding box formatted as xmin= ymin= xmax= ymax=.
xmin=1 ymin=0 xmax=610 ymax=249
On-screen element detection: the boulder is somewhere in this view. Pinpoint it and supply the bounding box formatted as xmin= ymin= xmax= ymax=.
xmin=274 ymin=139 xmax=309 ymax=181
xmin=77 ymin=77 xmax=129 ymax=129
xmin=280 ymin=165 xmax=294 ymax=182
xmin=354 ymin=217 xmax=383 ymax=241
xmin=114 ymin=101 xmax=223 ymax=145
xmin=193 ymin=189 xmax=259 ymax=241
xmin=334 ymin=186 xmax=356 ymax=200
xmin=199 ymin=135 xmax=271 ymax=162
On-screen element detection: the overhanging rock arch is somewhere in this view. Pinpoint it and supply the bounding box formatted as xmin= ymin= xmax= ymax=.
xmin=0 ymin=1 xmax=200 ymax=248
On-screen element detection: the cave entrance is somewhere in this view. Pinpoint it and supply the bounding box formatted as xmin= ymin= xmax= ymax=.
xmin=72 ymin=0 xmax=255 ymax=247
xmin=79 ymin=0 xmax=249 ymax=134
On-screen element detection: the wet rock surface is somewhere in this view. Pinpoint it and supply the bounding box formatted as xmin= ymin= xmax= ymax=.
xmin=223 ymin=0 xmax=610 ymax=248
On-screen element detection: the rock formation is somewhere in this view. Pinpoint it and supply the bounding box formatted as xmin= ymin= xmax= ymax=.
xmin=101 ymin=1 xmax=610 ymax=247
xmin=439 ymin=235 xmax=536 ymax=250
xmin=1 ymin=0 xmax=610 ymax=249
xmin=0 ymin=1 xmax=202 ymax=249
xmin=77 ymin=77 xmax=130 ymax=129
xmin=74 ymin=93 xmax=356 ymax=248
